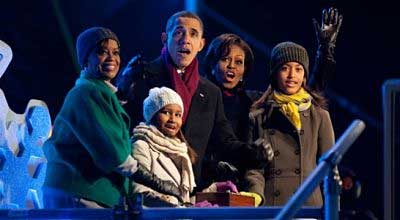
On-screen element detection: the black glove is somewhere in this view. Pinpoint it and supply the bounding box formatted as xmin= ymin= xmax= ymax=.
xmin=215 ymin=161 xmax=240 ymax=184
xmin=313 ymin=7 xmax=343 ymax=62
xmin=116 ymin=53 xmax=145 ymax=101
xmin=244 ymin=138 xmax=273 ymax=169
xmin=253 ymin=138 xmax=274 ymax=161
xmin=130 ymin=165 xmax=183 ymax=203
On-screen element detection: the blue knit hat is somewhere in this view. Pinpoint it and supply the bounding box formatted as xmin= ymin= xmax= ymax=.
xmin=76 ymin=27 xmax=120 ymax=68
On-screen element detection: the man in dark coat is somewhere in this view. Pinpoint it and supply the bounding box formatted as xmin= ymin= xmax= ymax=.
xmin=117 ymin=11 xmax=269 ymax=190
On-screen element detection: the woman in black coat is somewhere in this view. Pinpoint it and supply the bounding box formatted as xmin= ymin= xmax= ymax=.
xmin=202 ymin=33 xmax=262 ymax=187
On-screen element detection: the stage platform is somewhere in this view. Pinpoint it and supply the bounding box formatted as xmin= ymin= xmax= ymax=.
xmin=0 ymin=207 xmax=323 ymax=219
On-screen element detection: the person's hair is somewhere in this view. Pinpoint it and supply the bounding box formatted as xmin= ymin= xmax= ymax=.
xmin=204 ymin=33 xmax=254 ymax=81
xmin=165 ymin=11 xmax=204 ymax=36
xmin=150 ymin=114 xmax=197 ymax=164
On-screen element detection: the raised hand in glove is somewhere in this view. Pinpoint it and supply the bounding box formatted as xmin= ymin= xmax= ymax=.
xmin=116 ymin=53 xmax=145 ymax=101
xmin=130 ymin=165 xmax=183 ymax=203
xmin=313 ymin=7 xmax=343 ymax=61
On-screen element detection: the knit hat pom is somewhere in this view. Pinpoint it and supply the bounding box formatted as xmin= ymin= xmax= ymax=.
xmin=143 ymin=87 xmax=184 ymax=123
xmin=76 ymin=27 xmax=120 ymax=68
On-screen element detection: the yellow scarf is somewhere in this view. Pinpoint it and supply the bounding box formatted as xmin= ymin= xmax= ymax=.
xmin=272 ymin=88 xmax=312 ymax=131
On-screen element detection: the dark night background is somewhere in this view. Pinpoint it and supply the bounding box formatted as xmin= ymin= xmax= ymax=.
xmin=1 ymin=0 xmax=399 ymax=218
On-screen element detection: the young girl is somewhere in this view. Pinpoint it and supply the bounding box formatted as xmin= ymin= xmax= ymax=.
xmin=131 ymin=86 xmax=197 ymax=207
xmin=246 ymin=41 xmax=335 ymax=207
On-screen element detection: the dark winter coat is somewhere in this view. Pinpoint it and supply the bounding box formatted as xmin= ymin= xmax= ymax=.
xmin=200 ymin=82 xmax=263 ymax=186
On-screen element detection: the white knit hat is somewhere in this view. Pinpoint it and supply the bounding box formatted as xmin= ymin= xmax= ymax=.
xmin=143 ymin=87 xmax=184 ymax=123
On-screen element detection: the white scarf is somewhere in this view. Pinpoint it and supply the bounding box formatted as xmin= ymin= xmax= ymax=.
xmin=132 ymin=123 xmax=195 ymax=202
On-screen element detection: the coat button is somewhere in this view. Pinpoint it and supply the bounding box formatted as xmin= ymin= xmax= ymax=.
xmin=294 ymin=148 xmax=300 ymax=155
xmin=274 ymin=190 xmax=281 ymax=197
xmin=275 ymin=169 xmax=282 ymax=175
xmin=269 ymin=130 xmax=275 ymax=135
xmin=295 ymin=168 xmax=301 ymax=174
xmin=274 ymin=150 xmax=280 ymax=156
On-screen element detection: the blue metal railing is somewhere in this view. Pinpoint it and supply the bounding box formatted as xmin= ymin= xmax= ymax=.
xmin=275 ymin=119 xmax=365 ymax=220
xmin=0 ymin=207 xmax=322 ymax=220
xmin=0 ymin=120 xmax=365 ymax=220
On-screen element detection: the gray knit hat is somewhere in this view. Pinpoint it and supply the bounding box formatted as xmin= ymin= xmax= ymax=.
xmin=143 ymin=87 xmax=184 ymax=123
xmin=76 ymin=27 xmax=120 ymax=68
xmin=270 ymin=41 xmax=309 ymax=78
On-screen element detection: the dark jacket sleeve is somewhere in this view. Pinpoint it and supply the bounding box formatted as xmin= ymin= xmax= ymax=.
xmin=247 ymin=107 xmax=266 ymax=143
xmin=116 ymin=64 xmax=149 ymax=130
xmin=308 ymin=48 xmax=336 ymax=93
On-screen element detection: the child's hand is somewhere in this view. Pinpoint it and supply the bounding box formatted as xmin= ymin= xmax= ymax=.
xmin=202 ymin=181 xmax=238 ymax=193
xmin=194 ymin=200 xmax=219 ymax=207
xmin=215 ymin=180 xmax=238 ymax=193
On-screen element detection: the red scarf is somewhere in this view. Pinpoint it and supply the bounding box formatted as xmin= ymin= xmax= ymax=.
xmin=161 ymin=46 xmax=199 ymax=123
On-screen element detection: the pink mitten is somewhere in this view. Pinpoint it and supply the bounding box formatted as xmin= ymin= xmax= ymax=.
xmin=194 ymin=200 xmax=219 ymax=207
xmin=215 ymin=180 xmax=238 ymax=193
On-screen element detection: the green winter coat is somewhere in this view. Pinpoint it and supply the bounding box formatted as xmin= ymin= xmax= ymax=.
xmin=43 ymin=75 xmax=131 ymax=207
